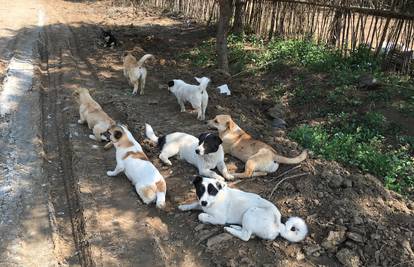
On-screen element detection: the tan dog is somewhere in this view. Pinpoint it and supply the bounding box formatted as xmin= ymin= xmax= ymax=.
xmin=207 ymin=115 xmax=307 ymax=178
xmin=123 ymin=52 xmax=154 ymax=95
xmin=75 ymin=88 xmax=115 ymax=142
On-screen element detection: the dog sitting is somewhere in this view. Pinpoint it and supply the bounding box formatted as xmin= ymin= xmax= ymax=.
xmin=75 ymin=88 xmax=115 ymax=142
xmin=208 ymin=115 xmax=307 ymax=178
xmin=145 ymin=124 xmax=233 ymax=181
xmin=101 ymin=29 xmax=117 ymax=48
xmin=179 ymin=176 xmax=308 ymax=242
xmin=167 ymin=77 xmax=210 ymax=120
xmin=105 ymin=125 xmax=166 ymax=209
xmin=123 ymin=52 xmax=154 ymax=95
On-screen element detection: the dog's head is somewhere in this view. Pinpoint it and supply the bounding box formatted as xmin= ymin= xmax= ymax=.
xmin=167 ymin=80 xmax=176 ymax=92
xmin=195 ymin=133 xmax=222 ymax=155
xmin=207 ymin=114 xmax=236 ymax=133
xmin=104 ymin=124 xmax=131 ymax=146
xmin=192 ymin=176 xmax=226 ymax=208
xmin=122 ymin=52 xmax=136 ymax=64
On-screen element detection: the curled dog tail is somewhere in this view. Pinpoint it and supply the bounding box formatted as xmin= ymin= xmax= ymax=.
xmin=145 ymin=123 xmax=159 ymax=144
xmin=195 ymin=77 xmax=210 ymax=93
xmin=279 ymin=217 xmax=308 ymax=242
xmin=137 ymin=54 xmax=154 ymax=67
xmin=272 ymin=150 xmax=307 ymax=164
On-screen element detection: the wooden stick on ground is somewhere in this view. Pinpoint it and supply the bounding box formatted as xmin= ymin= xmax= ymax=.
xmin=269 ymin=172 xmax=308 ymax=198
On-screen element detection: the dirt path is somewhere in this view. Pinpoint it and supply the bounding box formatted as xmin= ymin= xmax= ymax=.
xmin=1 ymin=0 xmax=413 ymax=266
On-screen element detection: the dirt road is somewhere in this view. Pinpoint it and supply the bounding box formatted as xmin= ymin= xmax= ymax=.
xmin=0 ymin=0 xmax=413 ymax=266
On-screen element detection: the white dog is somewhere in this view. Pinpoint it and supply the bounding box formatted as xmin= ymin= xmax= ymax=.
xmin=145 ymin=124 xmax=233 ymax=181
xmin=179 ymin=176 xmax=308 ymax=242
xmin=105 ymin=124 xmax=166 ymax=209
xmin=167 ymin=77 xmax=210 ymax=120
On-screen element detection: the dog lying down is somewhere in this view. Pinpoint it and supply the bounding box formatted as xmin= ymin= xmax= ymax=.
xmin=105 ymin=125 xmax=166 ymax=209
xmin=179 ymin=176 xmax=308 ymax=242
xmin=123 ymin=52 xmax=154 ymax=95
xmin=208 ymin=115 xmax=308 ymax=178
xmin=168 ymin=77 xmax=210 ymax=120
xmin=145 ymin=124 xmax=233 ymax=181
xmin=75 ymin=88 xmax=115 ymax=142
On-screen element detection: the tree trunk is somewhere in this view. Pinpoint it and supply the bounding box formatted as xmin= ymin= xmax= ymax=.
xmin=216 ymin=0 xmax=233 ymax=73
xmin=232 ymin=0 xmax=246 ymax=35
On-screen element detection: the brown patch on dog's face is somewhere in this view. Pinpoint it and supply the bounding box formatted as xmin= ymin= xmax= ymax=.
xmin=208 ymin=115 xmax=235 ymax=133
xmin=108 ymin=126 xmax=134 ymax=148
xmin=122 ymin=151 xmax=149 ymax=161
xmin=141 ymin=186 xmax=156 ymax=200
xmin=155 ymin=180 xmax=166 ymax=193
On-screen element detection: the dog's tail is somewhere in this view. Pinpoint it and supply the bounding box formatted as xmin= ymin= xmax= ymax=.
xmin=272 ymin=150 xmax=307 ymax=164
xmin=137 ymin=54 xmax=154 ymax=67
xmin=279 ymin=217 xmax=308 ymax=242
xmin=145 ymin=123 xmax=159 ymax=143
xmin=195 ymin=77 xmax=210 ymax=93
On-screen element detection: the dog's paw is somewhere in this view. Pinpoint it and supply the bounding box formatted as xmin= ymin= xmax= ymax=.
xmin=107 ymin=170 xmax=116 ymax=176
xmin=89 ymin=134 xmax=97 ymax=141
xmin=225 ymin=174 xmax=235 ymax=180
xmin=198 ymin=213 xmax=209 ymax=223
xmin=156 ymin=201 xmax=166 ymax=209
xmin=139 ymin=91 xmax=144 ymax=96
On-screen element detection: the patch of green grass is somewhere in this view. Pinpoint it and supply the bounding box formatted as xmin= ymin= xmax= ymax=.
xmin=289 ymin=112 xmax=414 ymax=194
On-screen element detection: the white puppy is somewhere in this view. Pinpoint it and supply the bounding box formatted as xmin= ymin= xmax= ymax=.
xmin=179 ymin=176 xmax=308 ymax=242
xmin=168 ymin=77 xmax=210 ymax=120
xmin=145 ymin=124 xmax=233 ymax=181
xmin=106 ymin=124 xmax=166 ymax=209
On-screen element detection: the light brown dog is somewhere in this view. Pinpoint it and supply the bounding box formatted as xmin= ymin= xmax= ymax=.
xmin=75 ymin=88 xmax=115 ymax=142
xmin=207 ymin=115 xmax=307 ymax=178
xmin=123 ymin=52 xmax=154 ymax=95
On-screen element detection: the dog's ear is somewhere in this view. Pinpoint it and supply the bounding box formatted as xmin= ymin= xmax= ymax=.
xmin=167 ymin=80 xmax=174 ymax=87
xmin=114 ymin=130 xmax=123 ymax=140
xmin=216 ymin=180 xmax=226 ymax=190
xmin=194 ymin=77 xmax=201 ymax=83
xmin=213 ymin=135 xmax=222 ymax=145
xmin=226 ymin=120 xmax=235 ymax=131
xmin=192 ymin=175 xmax=203 ymax=185
xmin=197 ymin=133 xmax=209 ymax=142
xmin=123 ymin=51 xmax=129 ymax=57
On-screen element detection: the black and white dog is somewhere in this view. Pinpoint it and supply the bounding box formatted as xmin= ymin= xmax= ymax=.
xmin=145 ymin=124 xmax=233 ymax=180
xmin=100 ymin=29 xmax=117 ymax=48
xmin=179 ymin=176 xmax=308 ymax=242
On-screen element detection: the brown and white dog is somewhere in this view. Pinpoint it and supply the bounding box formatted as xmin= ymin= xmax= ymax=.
xmin=207 ymin=115 xmax=307 ymax=178
xmin=123 ymin=52 xmax=154 ymax=95
xmin=75 ymin=88 xmax=115 ymax=142
xmin=105 ymin=124 xmax=166 ymax=209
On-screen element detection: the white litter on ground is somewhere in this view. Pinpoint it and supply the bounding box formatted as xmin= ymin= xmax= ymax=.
xmin=217 ymin=84 xmax=231 ymax=96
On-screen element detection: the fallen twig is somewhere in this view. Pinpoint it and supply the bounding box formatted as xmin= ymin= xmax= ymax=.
xmin=269 ymin=173 xmax=308 ymax=198
xmin=269 ymin=165 xmax=302 ymax=182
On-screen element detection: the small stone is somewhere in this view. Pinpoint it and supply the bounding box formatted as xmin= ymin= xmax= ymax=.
xmin=194 ymin=224 xmax=205 ymax=231
xmin=370 ymin=233 xmax=381 ymax=240
xmin=303 ymin=244 xmax=321 ymax=256
xmin=329 ymin=175 xmax=343 ymax=188
xmin=296 ymin=251 xmax=305 ymax=261
xmin=321 ymin=169 xmax=333 ymax=179
xmin=353 ymin=216 xmax=363 ymax=225
xmin=342 ymin=179 xmax=353 ymax=188
xmin=347 ymin=232 xmax=364 ymax=243
xmin=322 ymin=230 xmax=346 ymax=251
xmin=267 ymin=104 xmax=285 ymax=119
xmin=336 ymin=248 xmax=361 ymax=267
xmin=148 ymin=99 xmax=159 ymax=105
xmin=206 ymin=233 xmax=233 ymax=249
xmin=317 ymin=192 xmax=324 ymax=198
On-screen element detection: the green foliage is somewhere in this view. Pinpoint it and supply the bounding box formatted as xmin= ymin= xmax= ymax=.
xmin=183 ymin=34 xmax=414 ymax=193
xmin=289 ymin=113 xmax=414 ymax=194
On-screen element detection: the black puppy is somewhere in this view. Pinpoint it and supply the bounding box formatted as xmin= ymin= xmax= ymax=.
xmin=101 ymin=29 xmax=117 ymax=48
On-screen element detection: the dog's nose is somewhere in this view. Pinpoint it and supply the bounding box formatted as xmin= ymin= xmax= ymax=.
xmin=201 ymin=201 xmax=207 ymax=207
xmin=195 ymin=149 xmax=200 ymax=154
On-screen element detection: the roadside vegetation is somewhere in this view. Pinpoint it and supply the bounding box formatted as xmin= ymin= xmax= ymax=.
xmin=183 ymin=35 xmax=414 ymax=195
